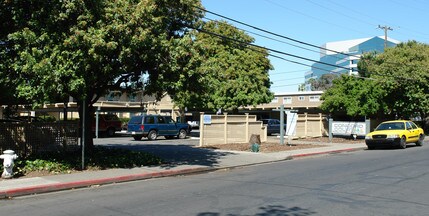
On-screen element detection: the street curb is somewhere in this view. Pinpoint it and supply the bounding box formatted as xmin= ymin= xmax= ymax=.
xmin=0 ymin=146 xmax=367 ymax=199
xmin=291 ymin=147 xmax=368 ymax=158
xmin=0 ymin=167 xmax=212 ymax=199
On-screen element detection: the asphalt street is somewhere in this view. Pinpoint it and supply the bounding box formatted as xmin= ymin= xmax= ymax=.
xmin=1 ymin=141 xmax=429 ymax=216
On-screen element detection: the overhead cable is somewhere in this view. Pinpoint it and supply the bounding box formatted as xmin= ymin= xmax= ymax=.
xmin=195 ymin=6 xmax=362 ymax=59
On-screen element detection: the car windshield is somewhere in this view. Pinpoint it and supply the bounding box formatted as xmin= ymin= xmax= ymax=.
xmin=375 ymin=122 xmax=405 ymax=131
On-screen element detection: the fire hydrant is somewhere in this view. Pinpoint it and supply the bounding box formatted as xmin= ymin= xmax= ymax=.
xmin=0 ymin=150 xmax=18 ymax=179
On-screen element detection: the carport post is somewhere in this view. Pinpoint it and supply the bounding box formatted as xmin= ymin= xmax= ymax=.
xmin=199 ymin=112 xmax=204 ymax=147
xmin=81 ymin=98 xmax=86 ymax=170
xmin=95 ymin=106 xmax=100 ymax=139
xmin=329 ymin=118 xmax=333 ymax=143
xmin=273 ymin=105 xmax=285 ymax=145
xmin=280 ymin=105 xmax=285 ymax=145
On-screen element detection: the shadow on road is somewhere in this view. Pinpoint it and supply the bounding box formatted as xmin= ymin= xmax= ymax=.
xmin=197 ymin=204 xmax=316 ymax=216
xmin=102 ymin=143 xmax=236 ymax=168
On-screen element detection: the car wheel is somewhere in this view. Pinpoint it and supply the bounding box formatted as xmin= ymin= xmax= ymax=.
xmin=178 ymin=129 xmax=187 ymax=139
xmin=148 ymin=130 xmax=158 ymax=141
xmin=399 ymin=136 xmax=407 ymax=149
xmin=367 ymin=145 xmax=375 ymax=150
xmin=106 ymin=127 xmax=116 ymax=137
xmin=416 ymin=134 xmax=425 ymax=146
xmin=133 ymin=135 xmax=142 ymax=141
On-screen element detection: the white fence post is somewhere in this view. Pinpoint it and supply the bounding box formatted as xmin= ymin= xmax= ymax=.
xmin=245 ymin=113 xmax=249 ymax=141
xmin=224 ymin=113 xmax=228 ymax=144
xmin=199 ymin=112 xmax=204 ymax=147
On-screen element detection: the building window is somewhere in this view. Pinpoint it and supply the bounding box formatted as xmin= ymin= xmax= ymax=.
xmin=298 ymin=96 xmax=305 ymax=101
xmin=283 ymin=97 xmax=292 ymax=104
xmin=128 ymin=93 xmax=137 ymax=102
xmin=271 ymin=97 xmax=278 ymax=103
xmin=309 ymin=96 xmax=320 ymax=102
xmin=106 ymin=92 xmax=121 ymax=101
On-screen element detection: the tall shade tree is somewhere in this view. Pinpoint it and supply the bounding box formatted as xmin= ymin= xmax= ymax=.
xmin=169 ymin=20 xmax=274 ymax=113
xmin=0 ymin=0 xmax=204 ymax=148
xmin=321 ymin=41 xmax=429 ymax=120
xmin=366 ymin=41 xmax=429 ymax=119
xmin=320 ymin=75 xmax=387 ymax=119
xmin=309 ymin=73 xmax=337 ymax=91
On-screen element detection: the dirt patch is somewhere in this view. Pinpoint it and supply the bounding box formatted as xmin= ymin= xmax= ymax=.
xmin=300 ymin=136 xmax=364 ymax=144
xmin=201 ymin=136 xmax=364 ymax=153
xmin=202 ymin=142 xmax=326 ymax=153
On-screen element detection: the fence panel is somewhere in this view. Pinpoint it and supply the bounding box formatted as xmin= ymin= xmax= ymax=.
xmin=199 ymin=113 xmax=266 ymax=146
xmin=0 ymin=122 xmax=79 ymax=157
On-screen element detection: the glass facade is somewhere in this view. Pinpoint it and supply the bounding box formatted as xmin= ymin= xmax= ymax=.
xmin=305 ymin=36 xmax=398 ymax=90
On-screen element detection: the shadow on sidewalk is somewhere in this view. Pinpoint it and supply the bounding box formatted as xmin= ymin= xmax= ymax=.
xmin=102 ymin=143 xmax=236 ymax=168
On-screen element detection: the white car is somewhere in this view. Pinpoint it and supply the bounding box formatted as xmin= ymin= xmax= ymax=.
xmin=187 ymin=121 xmax=200 ymax=129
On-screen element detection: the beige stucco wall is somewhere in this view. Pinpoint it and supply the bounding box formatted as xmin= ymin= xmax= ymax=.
xmin=295 ymin=113 xmax=324 ymax=138
xmin=199 ymin=113 xmax=267 ymax=146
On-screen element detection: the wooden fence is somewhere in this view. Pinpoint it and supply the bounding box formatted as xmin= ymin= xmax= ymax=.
xmin=295 ymin=113 xmax=325 ymax=138
xmin=199 ymin=113 xmax=267 ymax=146
xmin=0 ymin=121 xmax=79 ymax=157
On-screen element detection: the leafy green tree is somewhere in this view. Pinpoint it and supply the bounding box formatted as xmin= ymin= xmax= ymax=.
xmin=321 ymin=41 xmax=429 ymax=120
xmin=0 ymin=0 xmax=203 ymax=148
xmin=364 ymin=41 xmax=429 ymax=119
xmin=320 ymin=75 xmax=387 ymax=118
xmin=309 ymin=73 xmax=337 ymax=91
xmin=168 ymin=20 xmax=274 ymax=113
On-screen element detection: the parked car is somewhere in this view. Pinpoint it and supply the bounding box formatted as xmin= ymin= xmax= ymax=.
xmin=365 ymin=120 xmax=425 ymax=149
xmin=127 ymin=114 xmax=191 ymax=141
xmin=92 ymin=114 xmax=122 ymax=137
xmin=187 ymin=120 xmax=200 ymax=129
xmin=0 ymin=119 xmax=21 ymax=123
xmin=261 ymin=119 xmax=286 ymax=135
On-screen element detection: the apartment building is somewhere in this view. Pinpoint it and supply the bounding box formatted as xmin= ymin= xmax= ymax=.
xmin=22 ymin=90 xmax=324 ymax=122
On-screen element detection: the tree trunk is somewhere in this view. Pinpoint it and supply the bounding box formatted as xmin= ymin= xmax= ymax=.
xmin=78 ymin=98 xmax=94 ymax=152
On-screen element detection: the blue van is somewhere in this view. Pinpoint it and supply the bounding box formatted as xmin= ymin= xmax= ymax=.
xmin=127 ymin=115 xmax=191 ymax=140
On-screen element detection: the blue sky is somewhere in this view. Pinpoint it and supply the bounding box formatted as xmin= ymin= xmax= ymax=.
xmin=201 ymin=0 xmax=429 ymax=93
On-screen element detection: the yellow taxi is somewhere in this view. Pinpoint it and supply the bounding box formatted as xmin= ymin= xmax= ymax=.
xmin=365 ymin=120 xmax=425 ymax=149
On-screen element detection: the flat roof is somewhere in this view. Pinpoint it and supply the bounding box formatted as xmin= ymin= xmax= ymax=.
xmin=273 ymin=91 xmax=324 ymax=96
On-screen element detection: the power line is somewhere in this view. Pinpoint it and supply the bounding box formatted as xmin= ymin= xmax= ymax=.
xmin=198 ymin=7 xmax=418 ymax=80
xmin=322 ymin=0 xmax=429 ymax=42
xmin=263 ymin=0 xmax=371 ymax=38
xmin=192 ymin=23 xmax=356 ymax=72
xmin=306 ymin=0 xmax=377 ymax=27
xmin=193 ymin=16 xmax=418 ymax=87
xmin=271 ymin=82 xmax=304 ymax=88
xmin=202 ymin=17 xmax=353 ymax=63
xmin=199 ymin=8 xmax=417 ymax=77
xmin=190 ymin=22 xmax=378 ymax=84
xmin=269 ymin=69 xmax=308 ymax=75
xmin=203 ymin=17 xmax=322 ymax=56
xmin=195 ymin=6 xmax=362 ymax=59
xmin=200 ymin=8 xmax=409 ymax=72
xmin=275 ymin=76 xmax=305 ymax=82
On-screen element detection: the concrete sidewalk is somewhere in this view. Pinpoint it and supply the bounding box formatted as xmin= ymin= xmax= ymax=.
xmin=0 ymin=141 xmax=367 ymax=198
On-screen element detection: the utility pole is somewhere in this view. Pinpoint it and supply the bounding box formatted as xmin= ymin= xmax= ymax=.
xmin=378 ymin=25 xmax=393 ymax=49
